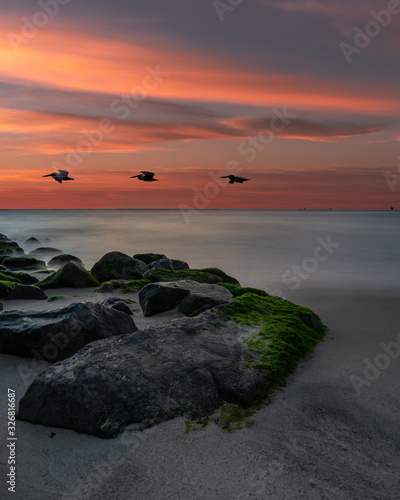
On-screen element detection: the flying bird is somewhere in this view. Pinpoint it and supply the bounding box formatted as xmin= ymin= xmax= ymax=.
xmin=220 ymin=175 xmax=250 ymax=184
xmin=130 ymin=171 xmax=158 ymax=182
xmin=42 ymin=170 xmax=74 ymax=184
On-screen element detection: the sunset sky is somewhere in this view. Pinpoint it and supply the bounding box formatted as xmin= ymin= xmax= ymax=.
xmin=1 ymin=0 xmax=400 ymax=209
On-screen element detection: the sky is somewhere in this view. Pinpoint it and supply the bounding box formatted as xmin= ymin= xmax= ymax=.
xmin=1 ymin=0 xmax=400 ymax=209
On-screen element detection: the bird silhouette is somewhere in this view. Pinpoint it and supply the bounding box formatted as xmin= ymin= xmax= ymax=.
xmin=129 ymin=171 xmax=158 ymax=182
xmin=220 ymin=175 xmax=250 ymax=184
xmin=42 ymin=170 xmax=74 ymax=184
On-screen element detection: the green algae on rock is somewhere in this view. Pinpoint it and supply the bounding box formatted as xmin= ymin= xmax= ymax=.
xmin=217 ymin=282 xmax=269 ymax=298
xmin=37 ymin=261 xmax=100 ymax=290
xmin=143 ymin=268 xmax=229 ymax=285
xmin=3 ymin=256 xmax=46 ymax=270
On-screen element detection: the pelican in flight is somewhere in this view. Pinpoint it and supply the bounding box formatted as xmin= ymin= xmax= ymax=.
xmin=130 ymin=171 xmax=158 ymax=182
xmin=43 ymin=170 xmax=74 ymax=184
xmin=220 ymin=175 xmax=250 ymax=184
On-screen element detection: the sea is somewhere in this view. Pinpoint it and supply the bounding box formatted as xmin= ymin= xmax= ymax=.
xmin=1 ymin=210 xmax=399 ymax=299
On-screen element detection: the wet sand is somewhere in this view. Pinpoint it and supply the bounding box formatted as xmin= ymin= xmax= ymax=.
xmin=1 ymin=287 xmax=399 ymax=499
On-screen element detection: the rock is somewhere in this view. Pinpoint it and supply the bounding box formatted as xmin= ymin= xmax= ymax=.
xmin=24 ymin=237 xmax=41 ymax=247
xmin=91 ymin=252 xmax=147 ymax=282
xmin=37 ymin=262 xmax=99 ymax=290
xmin=148 ymin=259 xmax=189 ymax=271
xmin=6 ymin=285 xmax=48 ymax=301
xmin=94 ymin=279 xmax=151 ymax=294
xmin=99 ymin=297 xmax=138 ymax=315
xmin=200 ymin=268 xmax=240 ymax=285
xmin=0 ymin=270 xmax=39 ymax=285
xmin=0 ymin=233 xmax=10 ymax=241
xmin=139 ymin=280 xmax=232 ymax=317
xmin=16 ymin=294 xmax=326 ymax=438
xmin=0 ymin=241 xmax=24 ymax=257
xmin=133 ymin=253 xmax=167 ymax=265
xmin=0 ymin=273 xmax=22 ymax=299
xmin=217 ymin=283 xmax=269 ymax=298
xmin=2 ymin=256 xmax=46 ymax=270
xmin=0 ymin=302 xmax=2 ymax=311
xmin=0 ymin=265 xmax=6 ymax=271
xmin=48 ymin=254 xmax=83 ymax=267
xmin=29 ymin=247 xmax=63 ymax=258
xmin=0 ymin=302 xmax=137 ymax=362
xmin=143 ymin=268 xmax=224 ymax=285
xmin=139 ymin=283 xmax=190 ymax=317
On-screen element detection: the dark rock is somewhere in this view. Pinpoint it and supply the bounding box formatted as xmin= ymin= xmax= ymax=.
xmin=0 ymin=302 xmax=2 ymax=311
xmin=148 ymin=259 xmax=189 ymax=271
xmin=0 ymin=302 xmax=137 ymax=362
xmin=0 ymin=241 xmax=24 ymax=257
xmin=0 ymin=273 xmax=22 ymax=299
xmin=178 ymin=293 xmax=228 ymax=317
xmin=91 ymin=252 xmax=147 ymax=282
xmin=133 ymin=253 xmax=167 ymax=265
xmin=29 ymin=247 xmax=63 ymax=258
xmin=16 ymin=294 xmax=326 ymax=438
xmin=0 ymin=270 xmax=39 ymax=285
xmin=48 ymin=254 xmax=83 ymax=267
xmin=139 ymin=283 xmax=190 ymax=317
xmin=0 ymin=265 xmax=6 ymax=271
xmin=7 ymin=285 xmax=48 ymax=301
xmin=3 ymin=256 xmax=45 ymax=270
xmin=200 ymin=268 xmax=240 ymax=285
xmin=0 ymin=233 xmax=10 ymax=241
xmin=99 ymin=297 xmax=137 ymax=316
xmin=25 ymin=237 xmax=41 ymax=246
xmin=37 ymin=262 xmax=99 ymax=290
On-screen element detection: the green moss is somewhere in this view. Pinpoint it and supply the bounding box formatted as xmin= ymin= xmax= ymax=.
xmin=220 ymin=293 xmax=326 ymax=386
xmin=48 ymin=295 xmax=65 ymax=302
xmin=200 ymin=268 xmax=240 ymax=285
xmin=217 ymin=282 xmax=269 ymax=298
xmin=37 ymin=265 xmax=99 ymax=290
xmin=94 ymin=279 xmax=150 ymax=294
xmin=0 ymin=280 xmax=18 ymax=298
xmin=0 ymin=272 xmax=21 ymax=284
xmin=143 ymin=268 xmax=223 ymax=284
xmin=0 ymin=271 xmax=39 ymax=285
xmin=217 ymin=404 xmax=256 ymax=432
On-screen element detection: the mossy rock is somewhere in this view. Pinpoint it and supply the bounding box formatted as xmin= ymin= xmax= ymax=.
xmin=37 ymin=262 xmax=100 ymax=290
xmin=217 ymin=282 xmax=268 ymax=298
xmin=200 ymin=268 xmax=240 ymax=285
xmin=143 ymin=268 xmax=225 ymax=285
xmin=218 ymin=293 xmax=327 ymax=386
xmin=94 ymin=279 xmax=151 ymax=294
xmin=133 ymin=253 xmax=167 ymax=265
xmin=48 ymin=254 xmax=83 ymax=267
xmin=2 ymin=256 xmax=46 ymax=270
xmin=0 ymin=242 xmax=24 ymax=256
xmin=91 ymin=252 xmax=147 ymax=282
xmin=0 ymin=280 xmax=19 ymax=299
xmin=0 ymin=271 xmax=39 ymax=285
xmin=0 ymin=272 xmax=21 ymax=285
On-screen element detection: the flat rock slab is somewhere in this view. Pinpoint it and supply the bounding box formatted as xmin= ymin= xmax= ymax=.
xmin=0 ymin=302 xmax=137 ymax=362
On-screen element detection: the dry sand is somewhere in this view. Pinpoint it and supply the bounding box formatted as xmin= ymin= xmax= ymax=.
xmin=1 ymin=287 xmax=399 ymax=499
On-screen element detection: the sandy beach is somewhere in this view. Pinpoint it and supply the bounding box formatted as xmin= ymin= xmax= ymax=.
xmin=1 ymin=286 xmax=399 ymax=500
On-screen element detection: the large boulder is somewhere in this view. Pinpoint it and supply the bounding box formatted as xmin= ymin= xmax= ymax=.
xmin=48 ymin=254 xmax=83 ymax=268
xmin=0 ymin=237 xmax=24 ymax=257
xmin=91 ymin=252 xmax=147 ymax=282
xmin=16 ymin=294 xmax=326 ymax=438
xmin=133 ymin=253 xmax=167 ymax=265
xmin=148 ymin=259 xmax=189 ymax=271
xmin=2 ymin=256 xmax=45 ymax=270
xmin=0 ymin=302 xmax=137 ymax=362
xmin=139 ymin=283 xmax=190 ymax=316
xmin=0 ymin=270 xmax=39 ymax=285
xmin=6 ymin=285 xmax=48 ymax=301
xmin=37 ymin=262 xmax=99 ymax=289
xmin=177 ymin=281 xmax=233 ymax=316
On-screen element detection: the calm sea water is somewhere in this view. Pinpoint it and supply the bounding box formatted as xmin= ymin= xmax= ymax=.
xmin=1 ymin=210 xmax=399 ymax=297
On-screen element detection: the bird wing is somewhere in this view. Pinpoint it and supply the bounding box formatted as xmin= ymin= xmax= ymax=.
xmin=43 ymin=173 xmax=56 ymax=177
xmin=130 ymin=175 xmax=139 ymax=178
xmin=55 ymin=178 xmax=63 ymax=184
xmin=58 ymin=170 xmax=69 ymax=177
xmin=220 ymin=175 xmax=235 ymax=179
xmin=141 ymin=171 xmax=155 ymax=178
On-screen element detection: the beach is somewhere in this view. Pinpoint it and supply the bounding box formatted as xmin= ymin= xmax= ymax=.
xmin=1 ymin=210 xmax=399 ymax=499
xmin=1 ymin=285 xmax=399 ymax=499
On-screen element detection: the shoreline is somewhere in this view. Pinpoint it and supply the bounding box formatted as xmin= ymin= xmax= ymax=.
xmin=1 ymin=286 xmax=399 ymax=499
